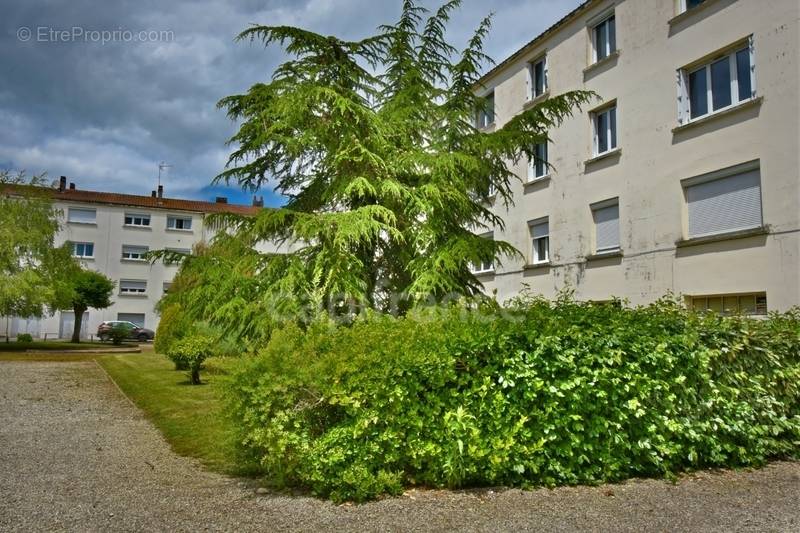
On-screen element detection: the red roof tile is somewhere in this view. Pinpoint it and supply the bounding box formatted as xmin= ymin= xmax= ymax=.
xmin=2 ymin=184 xmax=264 ymax=215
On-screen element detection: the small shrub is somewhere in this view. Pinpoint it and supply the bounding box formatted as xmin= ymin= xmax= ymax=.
xmin=167 ymin=334 xmax=215 ymax=384
xmin=109 ymin=323 xmax=132 ymax=345
xmin=17 ymin=333 xmax=33 ymax=343
xmin=227 ymin=297 xmax=800 ymax=502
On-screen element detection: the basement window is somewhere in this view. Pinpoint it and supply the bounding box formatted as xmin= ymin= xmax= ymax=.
xmin=691 ymin=293 xmax=767 ymax=315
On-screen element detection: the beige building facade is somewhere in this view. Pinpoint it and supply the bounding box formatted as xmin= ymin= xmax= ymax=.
xmin=475 ymin=0 xmax=800 ymax=313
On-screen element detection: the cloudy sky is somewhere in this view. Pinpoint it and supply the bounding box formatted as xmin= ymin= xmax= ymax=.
xmin=1 ymin=0 xmax=581 ymax=207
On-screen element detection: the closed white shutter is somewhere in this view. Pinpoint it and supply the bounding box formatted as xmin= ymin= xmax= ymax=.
xmin=68 ymin=208 xmax=96 ymax=223
xmin=594 ymin=204 xmax=620 ymax=252
xmin=687 ymin=170 xmax=761 ymax=238
xmin=532 ymin=220 xmax=548 ymax=239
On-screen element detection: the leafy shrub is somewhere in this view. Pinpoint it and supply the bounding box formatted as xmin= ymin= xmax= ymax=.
xmin=227 ymin=296 xmax=800 ymax=502
xmin=17 ymin=333 xmax=33 ymax=343
xmin=109 ymin=323 xmax=132 ymax=345
xmin=167 ymin=334 xmax=215 ymax=384
xmin=154 ymin=303 xmax=189 ymax=355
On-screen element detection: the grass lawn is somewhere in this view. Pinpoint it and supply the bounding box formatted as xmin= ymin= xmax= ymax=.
xmin=0 ymin=340 xmax=137 ymax=352
xmin=98 ymin=351 xmax=256 ymax=476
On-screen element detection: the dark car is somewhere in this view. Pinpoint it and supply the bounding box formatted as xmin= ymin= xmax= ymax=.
xmin=97 ymin=320 xmax=155 ymax=342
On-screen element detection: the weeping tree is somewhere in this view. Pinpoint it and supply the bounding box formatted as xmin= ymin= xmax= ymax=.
xmin=213 ymin=0 xmax=592 ymax=320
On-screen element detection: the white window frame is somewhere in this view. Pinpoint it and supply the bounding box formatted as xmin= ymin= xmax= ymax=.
xmin=121 ymin=245 xmax=149 ymax=261
xmin=166 ymin=215 xmax=193 ymax=231
xmin=124 ymin=212 xmax=151 ymax=227
xmin=529 ymin=218 xmax=550 ymax=265
xmin=592 ymin=104 xmax=617 ymax=156
xmin=72 ymin=242 xmax=94 ymax=259
xmin=679 ymin=0 xmax=707 ymax=14
xmin=591 ymin=13 xmax=616 ymax=64
xmin=591 ymin=199 xmax=621 ymax=254
xmin=470 ymin=232 xmax=495 ymax=274
xmin=475 ymin=90 xmax=495 ymax=129
xmin=677 ymin=37 xmax=756 ymax=125
xmin=527 ymin=55 xmax=548 ymax=100
xmin=67 ymin=207 xmax=96 ymax=224
xmin=528 ymin=142 xmax=549 ymax=181
xmin=119 ymin=279 xmax=147 ymax=295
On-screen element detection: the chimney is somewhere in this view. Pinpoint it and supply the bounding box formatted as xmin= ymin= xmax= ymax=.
xmin=59 ymin=176 xmax=67 ymax=191
xmin=151 ymin=190 xmax=157 ymax=198
xmin=69 ymin=182 xmax=75 ymax=190
xmin=215 ymin=196 xmax=227 ymax=204
xmin=252 ymin=195 xmax=264 ymax=207
xmin=157 ymin=185 xmax=163 ymax=198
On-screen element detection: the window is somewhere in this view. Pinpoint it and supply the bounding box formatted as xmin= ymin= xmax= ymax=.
xmin=680 ymin=0 xmax=706 ymax=13
xmin=691 ymin=293 xmax=767 ymax=316
xmin=592 ymin=14 xmax=616 ymax=63
xmin=164 ymin=247 xmax=191 ymax=265
xmin=678 ymin=39 xmax=755 ymax=123
xmin=592 ymin=105 xmax=617 ymax=156
xmin=475 ymin=91 xmax=495 ymax=128
xmin=117 ymin=313 xmax=145 ymax=327
xmin=530 ymin=219 xmax=549 ymax=264
xmin=167 ymin=216 xmax=192 ymax=230
xmin=119 ymin=280 xmax=147 ymax=295
xmin=470 ymin=233 xmax=494 ymax=274
xmin=67 ymin=208 xmax=96 ymax=224
xmin=72 ymin=242 xmax=94 ymax=258
xmin=685 ymin=165 xmax=762 ymax=239
xmin=124 ymin=213 xmax=151 ymax=227
xmin=529 ymin=142 xmax=549 ymax=180
xmin=529 ymin=56 xmax=548 ymax=100
xmin=592 ymin=200 xmax=620 ymax=253
xmin=163 ymin=282 xmax=172 ymax=294
xmin=121 ymin=245 xmax=149 ymax=261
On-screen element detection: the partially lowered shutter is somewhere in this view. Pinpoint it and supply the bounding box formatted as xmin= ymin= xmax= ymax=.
xmin=687 ymin=169 xmax=762 ymax=238
xmin=594 ymin=204 xmax=619 ymax=252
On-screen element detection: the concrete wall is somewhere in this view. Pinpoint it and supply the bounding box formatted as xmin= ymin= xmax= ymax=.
xmin=477 ymin=0 xmax=800 ymax=311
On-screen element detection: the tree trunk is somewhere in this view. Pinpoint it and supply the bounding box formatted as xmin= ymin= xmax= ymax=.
xmin=190 ymin=367 xmax=201 ymax=385
xmin=71 ymin=306 xmax=86 ymax=343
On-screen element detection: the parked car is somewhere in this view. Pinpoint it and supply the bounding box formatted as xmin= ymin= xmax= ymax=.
xmin=97 ymin=321 xmax=155 ymax=342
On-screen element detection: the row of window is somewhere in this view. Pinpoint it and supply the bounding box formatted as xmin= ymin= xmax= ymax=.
xmin=71 ymin=242 xmax=189 ymax=263
xmin=67 ymin=207 xmax=194 ymax=231
xmin=474 ymin=161 xmax=764 ymax=271
xmin=476 ymin=7 xmax=756 ymax=162
xmin=117 ymin=279 xmax=172 ymax=296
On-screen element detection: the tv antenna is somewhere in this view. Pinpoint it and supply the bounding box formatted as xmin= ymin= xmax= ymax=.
xmin=158 ymin=161 xmax=172 ymax=188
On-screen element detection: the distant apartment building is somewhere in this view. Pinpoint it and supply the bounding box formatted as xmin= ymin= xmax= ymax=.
xmin=473 ymin=0 xmax=799 ymax=313
xmin=5 ymin=177 xmax=262 ymax=339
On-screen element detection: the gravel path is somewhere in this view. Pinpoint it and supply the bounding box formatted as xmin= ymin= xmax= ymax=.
xmin=1 ymin=360 xmax=798 ymax=532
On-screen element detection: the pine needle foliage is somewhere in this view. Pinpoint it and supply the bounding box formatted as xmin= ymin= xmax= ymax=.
xmin=215 ymin=0 xmax=593 ymax=315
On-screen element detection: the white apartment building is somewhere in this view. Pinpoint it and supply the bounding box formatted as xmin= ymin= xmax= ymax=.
xmin=6 ymin=177 xmax=262 ymax=339
xmin=473 ymin=0 xmax=800 ymax=313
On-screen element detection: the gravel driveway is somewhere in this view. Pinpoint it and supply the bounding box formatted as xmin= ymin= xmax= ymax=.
xmin=0 ymin=360 xmax=798 ymax=532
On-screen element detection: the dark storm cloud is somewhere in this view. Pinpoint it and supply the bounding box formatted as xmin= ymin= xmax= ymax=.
xmin=0 ymin=0 xmax=581 ymax=206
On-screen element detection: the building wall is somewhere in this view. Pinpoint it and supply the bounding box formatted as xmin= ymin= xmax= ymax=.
xmin=36 ymin=202 xmax=212 ymax=339
xmin=478 ymin=0 xmax=800 ymax=311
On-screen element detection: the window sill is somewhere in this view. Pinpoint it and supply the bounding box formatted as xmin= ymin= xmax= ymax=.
xmin=67 ymin=221 xmax=97 ymax=226
xmin=522 ymin=90 xmax=550 ymax=110
xmin=675 ymin=225 xmax=769 ymax=248
xmin=119 ymin=293 xmax=148 ymax=298
xmin=586 ymin=250 xmax=623 ymax=261
xmin=123 ymin=224 xmax=152 ymax=230
xmin=525 ymin=174 xmax=551 ymax=187
xmin=472 ymin=270 xmax=495 ymax=277
xmin=121 ymin=258 xmax=148 ymax=263
xmin=166 ymin=228 xmax=194 ymax=233
xmin=74 ymin=257 xmax=94 ymax=261
xmin=668 ymin=0 xmax=721 ymax=27
xmin=523 ymin=261 xmax=551 ymax=271
xmin=583 ymin=50 xmax=620 ymax=76
xmin=672 ymin=97 xmax=763 ymax=134
xmin=584 ymin=148 xmax=621 ymax=166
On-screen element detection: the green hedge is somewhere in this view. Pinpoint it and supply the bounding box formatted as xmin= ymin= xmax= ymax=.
xmin=227 ymin=296 xmax=800 ymax=501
